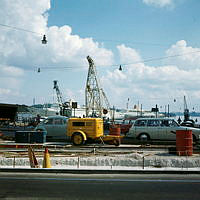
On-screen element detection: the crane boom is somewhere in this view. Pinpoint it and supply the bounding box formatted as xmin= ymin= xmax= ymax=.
xmin=85 ymin=56 xmax=111 ymax=118
xmin=53 ymin=80 xmax=63 ymax=107
xmin=53 ymin=80 xmax=71 ymax=116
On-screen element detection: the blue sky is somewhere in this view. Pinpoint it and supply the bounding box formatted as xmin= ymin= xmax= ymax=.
xmin=1 ymin=0 xmax=200 ymax=112
xmin=48 ymin=0 xmax=200 ymax=58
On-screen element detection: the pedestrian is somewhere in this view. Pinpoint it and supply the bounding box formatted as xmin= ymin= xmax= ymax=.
xmin=36 ymin=114 xmax=41 ymax=124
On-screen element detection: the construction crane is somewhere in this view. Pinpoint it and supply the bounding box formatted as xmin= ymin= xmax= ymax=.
xmin=53 ymin=80 xmax=71 ymax=116
xmin=85 ymin=56 xmax=111 ymax=118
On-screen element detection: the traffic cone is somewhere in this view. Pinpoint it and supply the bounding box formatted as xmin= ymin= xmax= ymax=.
xmin=28 ymin=146 xmax=39 ymax=168
xmin=42 ymin=147 xmax=52 ymax=168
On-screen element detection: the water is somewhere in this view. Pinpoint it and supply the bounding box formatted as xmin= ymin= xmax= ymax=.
xmin=174 ymin=115 xmax=200 ymax=125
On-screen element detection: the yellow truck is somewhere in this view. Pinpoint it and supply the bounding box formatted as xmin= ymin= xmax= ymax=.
xmin=67 ymin=118 xmax=122 ymax=146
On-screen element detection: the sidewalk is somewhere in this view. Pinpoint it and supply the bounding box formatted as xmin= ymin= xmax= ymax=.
xmin=0 ymin=151 xmax=200 ymax=171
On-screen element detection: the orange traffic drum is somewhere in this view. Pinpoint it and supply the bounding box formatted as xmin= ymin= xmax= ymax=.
xmin=176 ymin=130 xmax=193 ymax=156
xmin=109 ymin=124 xmax=121 ymax=136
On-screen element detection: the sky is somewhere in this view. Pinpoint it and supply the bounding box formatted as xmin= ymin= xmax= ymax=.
xmin=0 ymin=0 xmax=200 ymax=112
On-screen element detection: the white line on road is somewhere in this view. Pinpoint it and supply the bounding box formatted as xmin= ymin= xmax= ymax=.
xmin=0 ymin=177 xmax=200 ymax=183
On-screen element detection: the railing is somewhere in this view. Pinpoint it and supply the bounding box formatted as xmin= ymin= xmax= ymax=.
xmin=0 ymin=148 xmax=200 ymax=170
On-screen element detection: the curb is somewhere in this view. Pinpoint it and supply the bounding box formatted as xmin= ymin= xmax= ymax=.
xmin=0 ymin=168 xmax=200 ymax=174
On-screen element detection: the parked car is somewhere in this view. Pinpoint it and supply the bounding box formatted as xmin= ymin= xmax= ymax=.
xmin=116 ymin=119 xmax=135 ymax=135
xmin=180 ymin=121 xmax=200 ymax=128
xmin=127 ymin=118 xmax=200 ymax=143
xmin=34 ymin=115 xmax=69 ymax=141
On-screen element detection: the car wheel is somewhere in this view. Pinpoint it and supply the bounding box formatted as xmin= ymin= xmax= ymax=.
xmin=138 ymin=133 xmax=150 ymax=142
xmin=72 ymin=132 xmax=85 ymax=145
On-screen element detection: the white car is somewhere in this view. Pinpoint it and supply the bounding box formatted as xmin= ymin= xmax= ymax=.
xmin=127 ymin=117 xmax=200 ymax=143
xmin=34 ymin=115 xmax=69 ymax=141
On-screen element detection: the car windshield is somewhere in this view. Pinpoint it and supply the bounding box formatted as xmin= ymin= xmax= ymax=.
xmin=43 ymin=118 xmax=53 ymax=125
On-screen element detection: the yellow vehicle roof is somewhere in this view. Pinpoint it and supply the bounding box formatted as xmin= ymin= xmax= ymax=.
xmin=69 ymin=118 xmax=102 ymax=122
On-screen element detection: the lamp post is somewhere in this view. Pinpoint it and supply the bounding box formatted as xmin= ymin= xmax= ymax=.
xmin=168 ymin=104 xmax=170 ymax=118
xmin=41 ymin=35 xmax=47 ymax=44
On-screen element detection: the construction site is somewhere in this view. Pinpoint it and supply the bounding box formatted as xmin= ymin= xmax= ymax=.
xmin=0 ymin=55 xmax=200 ymax=171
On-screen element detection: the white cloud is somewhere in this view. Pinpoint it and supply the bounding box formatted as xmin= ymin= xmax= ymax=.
xmin=0 ymin=0 xmax=114 ymax=104
xmin=101 ymin=44 xmax=200 ymax=110
xmin=0 ymin=0 xmax=114 ymax=70
xmin=62 ymin=88 xmax=84 ymax=104
xmin=46 ymin=25 xmax=113 ymax=66
xmin=117 ymin=44 xmax=141 ymax=64
xmin=0 ymin=1 xmax=199 ymax=111
xmin=0 ymin=64 xmax=24 ymax=103
xmin=143 ymin=0 xmax=174 ymax=7
xmin=0 ymin=88 xmax=12 ymax=95
xmin=166 ymin=40 xmax=200 ymax=70
xmin=0 ymin=65 xmax=24 ymax=77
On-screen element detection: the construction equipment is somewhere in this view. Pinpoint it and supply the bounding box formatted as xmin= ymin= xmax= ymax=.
xmin=85 ymin=56 xmax=111 ymax=118
xmin=67 ymin=118 xmax=123 ymax=146
xmin=53 ymin=80 xmax=71 ymax=117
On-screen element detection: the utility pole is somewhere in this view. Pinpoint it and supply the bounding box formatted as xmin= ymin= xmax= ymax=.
xmin=155 ymin=104 xmax=158 ymax=118
xmin=126 ymin=98 xmax=129 ymax=110
xmin=168 ymin=104 xmax=170 ymax=118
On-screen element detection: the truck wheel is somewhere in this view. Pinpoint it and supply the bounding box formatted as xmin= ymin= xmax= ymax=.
xmin=72 ymin=132 xmax=85 ymax=145
xmin=113 ymin=138 xmax=120 ymax=146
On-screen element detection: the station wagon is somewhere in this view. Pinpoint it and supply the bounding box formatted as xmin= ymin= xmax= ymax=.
xmin=127 ymin=118 xmax=200 ymax=143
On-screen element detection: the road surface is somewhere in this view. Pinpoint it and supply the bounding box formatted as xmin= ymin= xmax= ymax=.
xmin=0 ymin=172 xmax=199 ymax=199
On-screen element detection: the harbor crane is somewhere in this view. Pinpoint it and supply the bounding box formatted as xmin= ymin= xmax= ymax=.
xmin=53 ymin=80 xmax=71 ymax=116
xmin=85 ymin=56 xmax=111 ymax=118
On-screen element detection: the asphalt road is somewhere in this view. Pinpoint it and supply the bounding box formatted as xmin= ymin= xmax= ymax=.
xmin=0 ymin=173 xmax=200 ymax=199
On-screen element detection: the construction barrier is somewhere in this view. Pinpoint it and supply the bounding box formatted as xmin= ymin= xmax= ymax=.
xmin=176 ymin=129 xmax=193 ymax=156
xmin=109 ymin=124 xmax=121 ymax=136
xmin=15 ymin=131 xmax=47 ymax=143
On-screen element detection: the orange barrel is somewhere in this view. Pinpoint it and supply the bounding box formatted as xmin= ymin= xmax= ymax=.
xmin=176 ymin=130 xmax=193 ymax=156
xmin=109 ymin=124 xmax=121 ymax=136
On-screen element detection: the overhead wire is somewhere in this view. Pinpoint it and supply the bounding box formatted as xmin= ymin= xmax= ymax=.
xmin=116 ymin=50 xmax=200 ymax=67
xmin=93 ymin=38 xmax=170 ymax=47
xmin=0 ymin=23 xmax=200 ymax=71
xmin=36 ymin=50 xmax=200 ymax=72
xmin=0 ymin=23 xmax=170 ymax=46
xmin=0 ymin=23 xmax=43 ymax=35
